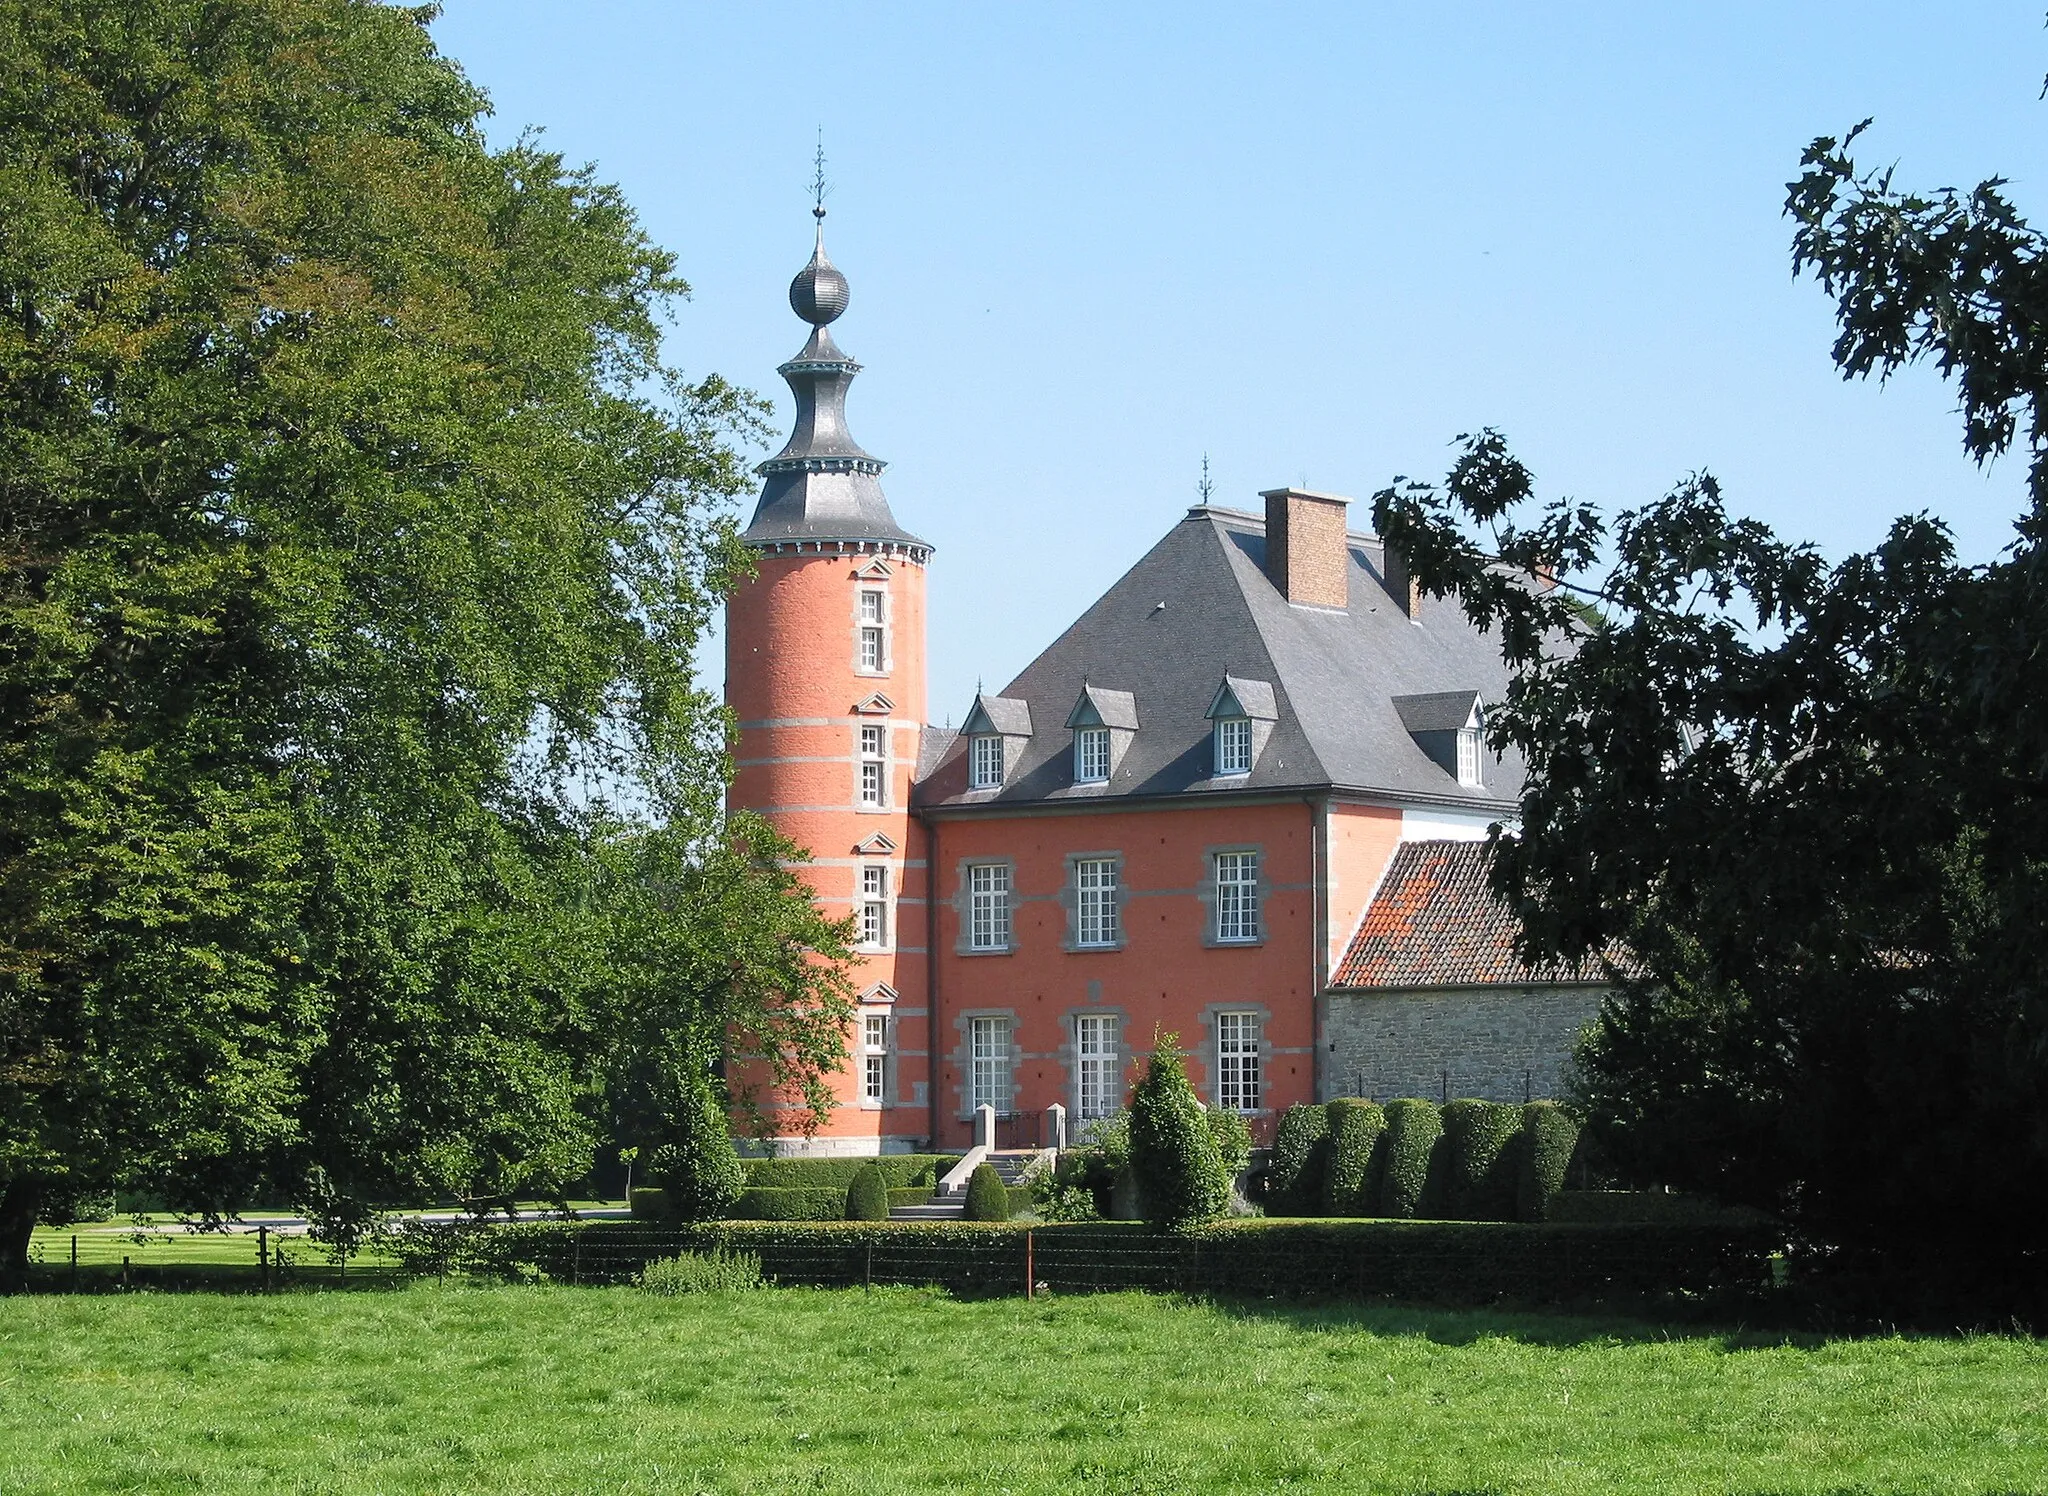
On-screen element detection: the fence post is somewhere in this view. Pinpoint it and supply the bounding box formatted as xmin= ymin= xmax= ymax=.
xmin=573 ymin=1234 xmax=582 ymax=1287
xmin=258 ymin=1225 xmax=269 ymax=1290
xmin=70 ymin=1233 xmax=78 ymax=1291
xmin=864 ymin=1240 xmax=873 ymax=1294
xmin=120 ymin=1255 xmax=129 ymax=1290
xmin=1025 ymin=1229 xmax=1034 ymax=1299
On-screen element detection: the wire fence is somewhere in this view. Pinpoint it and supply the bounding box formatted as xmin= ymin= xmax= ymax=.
xmin=25 ymin=1218 xmax=1782 ymax=1308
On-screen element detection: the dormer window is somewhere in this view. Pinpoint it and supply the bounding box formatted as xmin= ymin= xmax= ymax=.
xmin=1063 ymin=684 xmax=1137 ymax=788
xmin=1075 ymin=726 xmax=1110 ymax=783
xmin=1204 ymin=676 xmax=1278 ymax=780
xmin=970 ymin=733 xmax=1005 ymax=789
xmin=1215 ymin=717 xmax=1253 ymax=776
xmin=1456 ymin=726 xmax=1481 ymax=787
xmin=1393 ymin=690 xmax=1487 ymax=790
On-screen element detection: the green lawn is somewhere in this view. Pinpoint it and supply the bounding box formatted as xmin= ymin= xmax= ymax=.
xmin=1 ymin=1284 xmax=2041 ymax=1494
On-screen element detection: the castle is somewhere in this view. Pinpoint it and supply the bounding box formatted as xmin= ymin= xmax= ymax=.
xmin=724 ymin=214 xmax=1607 ymax=1155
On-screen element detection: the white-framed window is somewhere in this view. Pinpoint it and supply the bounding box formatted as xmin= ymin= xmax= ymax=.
xmin=1456 ymin=726 xmax=1481 ymax=787
xmin=969 ymin=1015 xmax=1012 ymax=1113
xmin=1215 ymin=716 xmax=1253 ymax=775
xmin=859 ymin=723 xmax=886 ymax=807
xmin=860 ymin=863 xmax=889 ymax=949
xmin=1076 ymin=1013 xmax=1119 ymax=1120
xmin=969 ymin=733 xmax=1005 ymax=789
xmin=1074 ymin=726 xmax=1110 ymax=783
xmin=1075 ymin=857 xmax=1119 ymax=948
xmin=967 ymin=862 xmax=1011 ymax=951
xmin=1215 ymin=1011 xmax=1261 ymax=1113
xmin=1214 ymin=851 xmax=1259 ymax=943
xmin=862 ymin=1012 xmax=889 ymax=1103
xmin=857 ymin=588 xmax=886 ymax=674
xmin=856 ymin=586 xmax=888 ymax=672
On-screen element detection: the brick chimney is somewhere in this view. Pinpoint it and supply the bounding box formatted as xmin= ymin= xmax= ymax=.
xmin=1259 ymin=487 xmax=1350 ymax=608
xmin=1380 ymin=539 xmax=1422 ymax=619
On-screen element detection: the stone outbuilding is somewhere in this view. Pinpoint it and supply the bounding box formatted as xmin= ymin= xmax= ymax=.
xmin=1325 ymin=839 xmax=1611 ymax=1105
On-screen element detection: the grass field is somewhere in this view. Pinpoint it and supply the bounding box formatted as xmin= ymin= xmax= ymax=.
xmin=2 ymin=1285 xmax=2043 ymax=1494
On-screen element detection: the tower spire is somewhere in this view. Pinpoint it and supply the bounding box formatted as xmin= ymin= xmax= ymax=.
xmin=740 ymin=167 xmax=925 ymax=552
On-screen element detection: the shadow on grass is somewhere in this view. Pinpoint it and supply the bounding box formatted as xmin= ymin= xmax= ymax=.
xmin=1192 ymin=1291 xmax=1840 ymax=1350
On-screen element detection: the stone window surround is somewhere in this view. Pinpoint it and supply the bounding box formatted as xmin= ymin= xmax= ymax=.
xmin=1198 ymin=842 xmax=1269 ymax=947
xmin=1198 ymin=1000 xmax=1274 ymax=1115
xmin=1057 ymin=1003 xmax=1131 ymax=1125
xmin=953 ymin=856 xmax=1020 ymax=955
xmin=953 ymin=1006 xmax=1021 ymax=1119
xmin=1059 ymin=849 xmax=1129 ymax=952
xmin=852 ymin=576 xmax=891 ymax=678
xmin=856 ymin=1005 xmax=896 ymax=1110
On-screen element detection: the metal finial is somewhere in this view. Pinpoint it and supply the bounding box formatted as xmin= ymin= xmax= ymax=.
xmin=1197 ymin=454 xmax=1214 ymax=504
xmin=810 ymin=130 xmax=829 ymax=221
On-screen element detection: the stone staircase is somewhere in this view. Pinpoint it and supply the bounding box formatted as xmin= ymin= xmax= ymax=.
xmin=888 ymin=1149 xmax=1041 ymax=1220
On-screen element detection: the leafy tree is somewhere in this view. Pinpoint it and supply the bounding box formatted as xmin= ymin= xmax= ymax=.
xmin=1126 ymin=1032 xmax=1229 ymax=1232
xmin=1371 ymin=107 xmax=2048 ymax=1289
xmin=0 ymin=2 xmax=851 ymax=1286
xmin=647 ymin=1054 xmax=745 ymax=1224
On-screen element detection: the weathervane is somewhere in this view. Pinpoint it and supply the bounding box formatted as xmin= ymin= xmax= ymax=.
xmin=1197 ymin=453 xmax=1214 ymax=504
xmin=810 ymin=129 xmax=830 ymax=221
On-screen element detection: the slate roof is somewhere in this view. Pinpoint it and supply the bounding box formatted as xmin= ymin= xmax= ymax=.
xmin=1333 ymin=840 xmax=1604 ymax=989
xmin=914 ymin=504 xmax=1527 ymax=810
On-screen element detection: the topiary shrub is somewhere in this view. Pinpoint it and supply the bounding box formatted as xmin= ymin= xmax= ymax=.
xmin=637 ymin=1247 xmax=761 ymax=1295
xmin=1376 ymin=1098 xmax=1444 ymax=1218
xmin=845 ymin=1163 xmax=891 ymax=1221
xmin=1516 ymin=1101 xmax=1579 ymax=1222
xmin=729 ymin=1187 xmax=847 ymax=1221
xmin=1442 ymin=1099 xmax=1524 ymax=1221
xmin=963 ymin=1163 xmax=1010 ymax=1222
xmin=1322 ymin=1099 xmax=1388 ymax=1216
xmin=651 ymin=1062 xmax=746 ymax=1223
xmin=1128 ymin=1032 xmax=1230 ymax=1231
xmin=1268 ymin=1102 xmax=1332 ymax=1216
xmin=629 ymin=1187 xmax=670 ymax=1221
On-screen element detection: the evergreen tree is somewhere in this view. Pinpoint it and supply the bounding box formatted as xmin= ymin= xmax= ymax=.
xmin=651 ymin=1058 xmax=745 ymax=1223
xmin=1127 ymin=1032 xmax=1230 ymax=1232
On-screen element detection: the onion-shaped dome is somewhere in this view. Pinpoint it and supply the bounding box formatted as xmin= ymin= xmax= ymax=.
xmin=789 ymin=217 xmax=849 ymax=326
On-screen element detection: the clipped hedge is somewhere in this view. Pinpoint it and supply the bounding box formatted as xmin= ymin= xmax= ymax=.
xmin=1517 ymin=1102 xmax=1579 ymax=1222
xmin=1268 ymin=1103 xmax=1331 ymax=1214
xmin=1376 ymin=1098 xmax=1445 ymax=1218
xmin=1442 ymin=1099 xmax=1524 ymax=1222
xmin=1322 ymin=1099 xmax=1387 ymax=1216
xmin=888 ymin=1187 xmax=931 ymax=1210
xmin=730 ymin=1187 xmax=847 ymax=1222
xmin=1547 ymin=1191 xmax=1776 ymax=1227
xmin=845 ymin=1164 xmax=890 ymax=1222
xmin=629 ymin=1187 xmax=669 ymax=1220
xmin=742 ymin=1156 xmax=947 ymax=1190
xmin=474 ymin=1218 xmax=1780 ymax=1307
xmin=964 ymin=1163 xmax=1010 ymax=1222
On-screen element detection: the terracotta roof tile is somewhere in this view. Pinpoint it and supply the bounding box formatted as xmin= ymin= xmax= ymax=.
xmin=1334 ymin=839 xmax=1601 ymax=989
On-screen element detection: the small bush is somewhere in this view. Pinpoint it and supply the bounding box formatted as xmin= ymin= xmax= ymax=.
xmin=1206 ymin=1108 xmax=1253 ymax=1176
xmin=1268 ymin=1103 xmax=1332 ymax=1215
xmin=1376 ymin=1098 xmax=1444 ymax=1218
xmin=1128 ymin=1033 xmax=1230 ymax=1231
xmin=1443 ymin=1099 xmax=1524 ymax=1221
xmin=650 ymin=1062 xmax=746 ymax=1223
xmin=1322 ymin=1099 xmax=1387 ymax=1215
xmin=637 ymin=1247 xmax=762 ymax=1295
xmin=963 ymin=1164 xmax=1010 ymax=1222
xmin=844 ymin=1164 xmax=890 ymax=1221
xmin=888 ymin=1187 xmax=932 ymax=1210
xmin=729 ymin=1187 xmax=847 ymax=1221
xmin=1516 ymin=1101 xmax=1579 ymax=1222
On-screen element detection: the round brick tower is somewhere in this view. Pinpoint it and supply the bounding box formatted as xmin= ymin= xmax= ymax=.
xmin=725 ymin=207 xmax=931 ymax=1154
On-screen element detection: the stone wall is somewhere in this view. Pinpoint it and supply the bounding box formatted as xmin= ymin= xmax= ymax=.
xmin=1321 ymin=984 xmax=1608 ymax=1104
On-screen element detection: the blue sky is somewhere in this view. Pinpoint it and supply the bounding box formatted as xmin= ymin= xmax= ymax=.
xmin=432 ymin=3 xmax=2048 ymax=721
